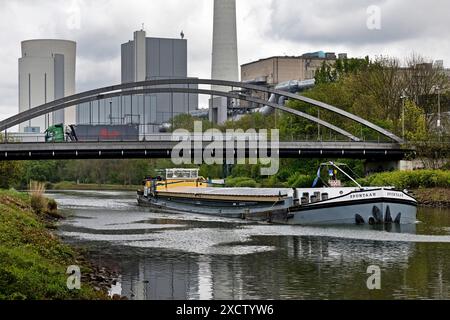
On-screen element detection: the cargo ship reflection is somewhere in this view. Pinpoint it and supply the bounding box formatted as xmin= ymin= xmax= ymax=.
xmin=116 ymin=254 xmax=245 ymax=300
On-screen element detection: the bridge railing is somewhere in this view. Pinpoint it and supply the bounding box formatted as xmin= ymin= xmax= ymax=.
xmin=0 ymin=132 xmax=398 ymax=144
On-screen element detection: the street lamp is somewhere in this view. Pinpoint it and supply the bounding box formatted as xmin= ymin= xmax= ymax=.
xmin=435 ymin=85 xmax=442 ymax=141
xmin=431 ymin=85 xmax=443 ymax=142
xmin=109 ymin=101 xmax=113 ymax=125
xmin=400 ymin=92 xmax=408 ymax=140
xmin=435 ymin=86 xmax=441 ymax=127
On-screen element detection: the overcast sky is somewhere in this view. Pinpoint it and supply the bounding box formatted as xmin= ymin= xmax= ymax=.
xmin=1 ymin=0 xmax=449 ymax=121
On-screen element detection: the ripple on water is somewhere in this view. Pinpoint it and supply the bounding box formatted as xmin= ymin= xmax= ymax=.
xmin=47 ymin=191 xmax=136 ymax=210
xmin=59 ymin=221 xmax=450 ymax=258
xmin=61 ymin=207 xmax=188 ymax=230
xmin=60 ymin=227 xmax=275 ymax=256
xmin=242 ymin=225 xmax=450 ymax=244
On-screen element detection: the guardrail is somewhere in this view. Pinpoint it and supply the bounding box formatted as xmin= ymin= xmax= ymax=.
xmin=1 ymin=133 xmax=403 ymax=144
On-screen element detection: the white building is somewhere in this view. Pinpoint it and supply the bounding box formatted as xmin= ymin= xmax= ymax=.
xmin=18 ymin=39 xmax=76 ymax=133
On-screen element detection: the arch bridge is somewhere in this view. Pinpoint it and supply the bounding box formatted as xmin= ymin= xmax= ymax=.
xmin=0 ymin=79 xmax=409 ymax=161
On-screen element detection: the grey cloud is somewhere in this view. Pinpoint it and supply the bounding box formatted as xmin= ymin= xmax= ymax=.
xmin=268 ymin=0 xmax=450 ymax=45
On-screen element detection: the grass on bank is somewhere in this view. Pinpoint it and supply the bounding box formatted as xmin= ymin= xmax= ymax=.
xmin=0 ymin=188 xmax=105 ymax=300
xmin=50 ymin=181 xmax=140 ymax=191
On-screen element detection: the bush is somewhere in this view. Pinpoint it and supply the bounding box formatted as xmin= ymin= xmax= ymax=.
xmin=30 ymin=195 xmax=47 ymax=215
xmin=225 ymin=177 xmax=258 ymax=188
xmin=47 ymin=198 xmax=58 ymax=212
xmin=29 ymin=181 xmax=47 ymax=215
xmin=260 ymin=176 xmax=286 ymax=188
xmin=235 ymin=180 xmax=258 ymax=188
xmin=46 ymin=198 xmax=61 ymax=218
xmin=287 ymin=173 xmax=315 ymax=188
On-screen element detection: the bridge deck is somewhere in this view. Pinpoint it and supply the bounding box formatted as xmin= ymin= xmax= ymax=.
xmin=0 ymin=141 xmax=409 ymax=161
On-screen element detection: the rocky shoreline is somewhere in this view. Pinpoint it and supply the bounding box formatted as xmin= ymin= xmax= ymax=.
xmin=412 ymin=188 xmax=450 ymax=208
xmin=73 ymin=254 xmax=127 ymax=300
xmin=47 ymin=198 xmax=127 ymax=300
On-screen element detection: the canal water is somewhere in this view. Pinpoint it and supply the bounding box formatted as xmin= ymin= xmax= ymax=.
xmin=51 ymin=190 xmax=450 ymax=300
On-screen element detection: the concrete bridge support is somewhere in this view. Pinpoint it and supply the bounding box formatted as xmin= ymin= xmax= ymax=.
xmin=364 ymin=160 xmax=402 ymax=175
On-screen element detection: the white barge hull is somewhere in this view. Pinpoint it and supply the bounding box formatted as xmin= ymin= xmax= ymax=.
xmin=286 ymin=188 xmax=417 ymax=225
xmin=287 ymin=202 xmax=416 ymax=225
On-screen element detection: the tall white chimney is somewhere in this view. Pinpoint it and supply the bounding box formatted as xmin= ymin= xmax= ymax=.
xmin=210 ymin=0 xmax=239 ymax=124
xmin=134 ymin=29 xmax=147 ymax=82
xmin=212 ymin=0 xmax=239 ymax=86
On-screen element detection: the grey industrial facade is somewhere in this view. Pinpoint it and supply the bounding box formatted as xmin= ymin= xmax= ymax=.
xmin=121 ymin=37 xmax=188 ymax=82
xmin=76 ymin=30 xmax=198 ymax=134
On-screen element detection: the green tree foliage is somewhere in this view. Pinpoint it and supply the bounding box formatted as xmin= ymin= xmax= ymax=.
xmin=315 ymin=56 xmax=370 ymax=85
xmin=10 ymin=159 xmax=160 ymax=188
xmin=0 ymin=161 xmax=24 ymax=189
xmin=290 ymin=55 xmax=449 ymax=146
xmin=0 ymin=133 xmax=25 ymax=189
xmin=172 ymin=114 xmax=214 ymax=132
xmin=287 ymin=173 xmax=315 ymax=188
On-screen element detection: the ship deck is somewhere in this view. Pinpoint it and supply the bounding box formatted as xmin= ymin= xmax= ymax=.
xmin=156 ymin=187 xmax=294 ymax=203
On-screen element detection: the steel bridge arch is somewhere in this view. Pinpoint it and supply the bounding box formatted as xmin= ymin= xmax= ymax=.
xmin=0 ymin=78 xmax=403 ymax=143
xmin=10 ymin=87 xmax=360 ymax=141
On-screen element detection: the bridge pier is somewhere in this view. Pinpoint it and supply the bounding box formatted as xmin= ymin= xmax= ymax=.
xmin=364 ymin=160 xmax=400 ymax=175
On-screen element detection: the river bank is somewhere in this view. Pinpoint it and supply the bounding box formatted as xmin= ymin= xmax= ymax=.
xmin=0 ymin=189 xmax=119 ymax=300
xmin=50 ymin=182 xmax=139 ymax=192
xmin=412 ymin=188 xmax=450 ymax=208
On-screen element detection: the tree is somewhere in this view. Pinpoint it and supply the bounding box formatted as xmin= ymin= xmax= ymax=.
xmin=172 ymin=114 xmax=214 ymax=132
xmin=0 ymin=161 xmax=24 ymax=189
xmin=315 ymin=56 xmax=370 ymax=85
xmin=403 ymin=100 xmax=448 ymax=169
xmin=404 ymin=54 xmax=449 ymax=117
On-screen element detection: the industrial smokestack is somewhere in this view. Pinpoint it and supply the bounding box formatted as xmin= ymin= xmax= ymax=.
xmin=211 ymin=0 xmax=239 ymax=89
xmin=210 ymin=0 xmax=239 ymax=124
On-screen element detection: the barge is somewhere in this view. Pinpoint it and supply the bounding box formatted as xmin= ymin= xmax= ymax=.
xmin=137 ymin=164 xmax=417 ymax=225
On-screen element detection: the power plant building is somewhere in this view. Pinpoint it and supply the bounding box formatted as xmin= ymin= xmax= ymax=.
xmin=76 ymin=30 xmax=198 ymax=134
xmin=241 ymin=52 xmax=341 ymax=86
xmin=18 ymin=40 xmax=76 ymax=133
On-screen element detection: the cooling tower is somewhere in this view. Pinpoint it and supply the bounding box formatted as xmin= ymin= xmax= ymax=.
xmin=19 ymin=40 xmax=76 ymax=133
